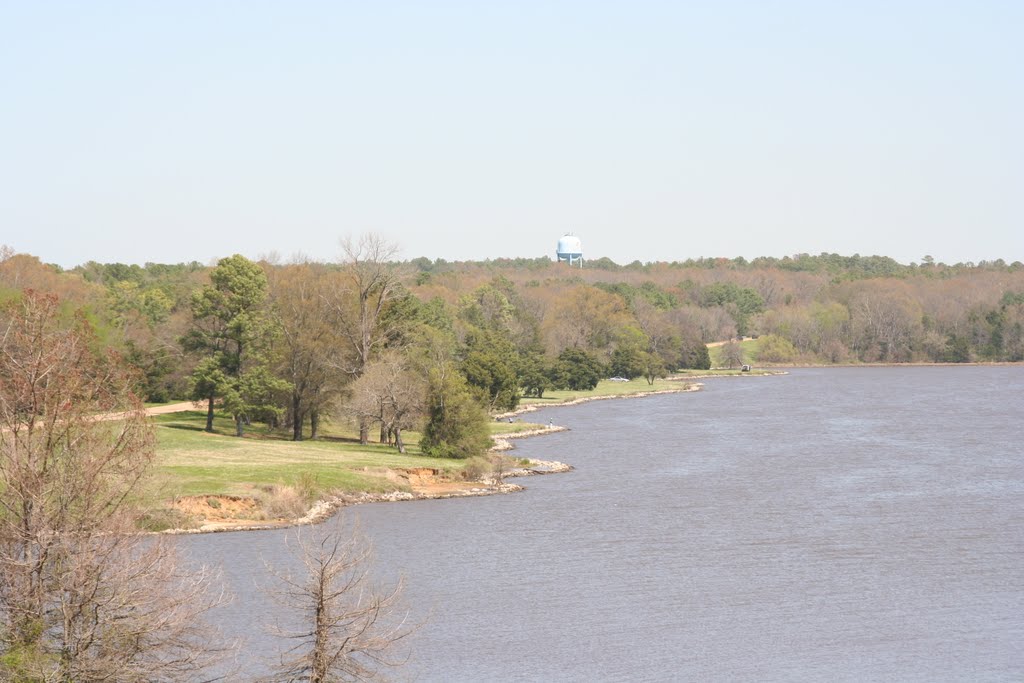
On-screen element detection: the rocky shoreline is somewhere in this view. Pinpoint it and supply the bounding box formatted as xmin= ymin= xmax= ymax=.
xmin=165 ymin=457 xmax=574 ymax=534
xmin=496 ymin=381 xmax=703 ymax=420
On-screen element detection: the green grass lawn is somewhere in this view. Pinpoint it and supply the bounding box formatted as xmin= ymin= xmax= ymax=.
xmin=519 ymin=377 xmax=691 ymax=408
xmin=708 ymin=339 xmax=760 ymax=368
xmin=669 ymin=368 xmax=755 ymax=377
xmin=150 ymin=410 xmax=545 ymax=502
xmin=143 ymin=378 xmax=699 ymax=517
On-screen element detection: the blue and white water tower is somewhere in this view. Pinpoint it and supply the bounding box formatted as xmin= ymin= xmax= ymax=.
xmin=556 ymin=234 xmax=583 ymax=267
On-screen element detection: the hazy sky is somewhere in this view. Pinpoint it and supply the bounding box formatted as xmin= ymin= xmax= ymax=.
xmin=2 ymin=1 xmax=1021 ymax=268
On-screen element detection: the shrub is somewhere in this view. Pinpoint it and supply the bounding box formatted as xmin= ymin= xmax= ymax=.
xmin=256 ymin=484 xmax=309 ymax=520
xmin=461 ymin=456 xmax=492 ymax=481
xmin=551 ymin=348 xmax=604 ymax=390
xmin=421 ymin=366 xmax=493 ymax=459
xmin=757 ymin=335 xmax=798 ymax=363
xmin=136 ymin=508 xmax=199 ymax=532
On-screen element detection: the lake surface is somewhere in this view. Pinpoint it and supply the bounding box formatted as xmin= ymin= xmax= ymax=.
xmin=185 ymin=367 xmax=1024 ymax=681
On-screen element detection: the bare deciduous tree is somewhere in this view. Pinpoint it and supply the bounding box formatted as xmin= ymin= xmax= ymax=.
xmin=0 ymin=291 xmax=229 ymax=681
xmin=327 ymin=235 xmax=408 ymax=444
xmin=720 ymin=340 xmax=745 ymax=369
xmin=345 ymin=353 xmax=426 ymax=454
xmin=262 ymin=525 xmax=413 ymax=683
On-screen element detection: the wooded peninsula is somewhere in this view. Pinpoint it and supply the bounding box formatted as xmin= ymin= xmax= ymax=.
xmin=1 ymin=238 xmax=1022 ymax=679
xmin=2 ymin=239 xmax=1022 ymax=531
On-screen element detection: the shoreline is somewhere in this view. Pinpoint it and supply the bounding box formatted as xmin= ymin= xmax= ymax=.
xmin=163 ymin=382 xmax=707 ymax=534
xmin=163 ymin=456 xmax=576 ymax=535
xmin=755 ymin=361 xmax=1024 ymax=368
xmin=496 ymin=382 xmax=703 ymax=419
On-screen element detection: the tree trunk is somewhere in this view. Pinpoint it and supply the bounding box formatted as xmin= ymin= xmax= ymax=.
xmin=235 ymin=415 xmax=244 ymax=437
xmin=395 ymin=428 xmax=405 ymax=454
xmin=358 ymin=417 xmax=369 ymax=445
xmin=310 ymin=410 xmax=320 ymax=440
xmin=292 ymin=394 xmax=304 ymax=441
xmin=379 ymin=422 xmax=387 ymax=444
xmin=205 ymin=394 xmax=215 ymax=432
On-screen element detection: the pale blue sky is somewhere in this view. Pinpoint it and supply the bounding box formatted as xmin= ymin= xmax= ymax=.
xmin=1 ymin=1 xmax=1021 ymax=267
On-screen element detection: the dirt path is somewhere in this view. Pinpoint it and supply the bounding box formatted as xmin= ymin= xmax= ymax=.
xmin=144 ymin=401 xmax=197 ymax=416
xmin=90 ymin=401 xmax=197 ymax=423
xmin=706 ymin=337 xmax=748 ymax=348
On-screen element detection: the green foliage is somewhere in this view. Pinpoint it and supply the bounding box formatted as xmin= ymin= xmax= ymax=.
xmin=420 ymin=366 xmax=493 ymax=459
xmin=124 ymin=339 xmax=181 ymax=402
xmin=14 ymin=246 xmax=1024 ymax=441
xmin=220 ymin=364 xmax=291 ymax=433
xmin=459 ymin=283 xmax=515 ymax=331
xmin=677 ymin=338 xmax=711 ymax=370
xmin=462 ymin=347 xmax=520 ymax=411
xmin=107 ymin=280 xmax=174 ymax=326
xmin=1000 ymin=290 xmax=1024 ymax=307
xmin=408 ymin=256 xmax=434 ymax=272
xmin=640 ymin=351 xmax=668 ymax=385
xmin=756 ymin=335 xmax=798 ymax=363
xmin=517 ymin=350 xmax=551 ymax=398
xmin=698 ymin=282 xmax=764 ymax=336
xmin=596 ymin=281 xmax=678 ymax=310
xmin=942 ymin=334 xmax=972 ymax=363
xmin=586 ymin=256 xmax=621 ymax=270
xmin=184 ymin=255 xmax=285 ymax=434
xmin=551 ymin=348 xmax=604 ymax=391
xmin=413 ymin=296 xmax=454 ymax=333
xmin=460 ymin=327 xmax=521 ymax=411
xmin=610 ymin=346 xmax=646 ymax=379
xmin=0 ymin=621 xmax=49 ymax=681
xmin=747 ymin=252 xmax=908 ymax=278
xmin=964 ymin=289 xmax=1024 ymax=362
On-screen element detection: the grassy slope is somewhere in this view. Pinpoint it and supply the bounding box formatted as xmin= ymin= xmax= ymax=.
xmin=149 ymin=378 xmax=696 ymax=504
xmin=151 ymin=411 xmax=473 ymax=501
xmin=707 ymin=339 xmax=760 ymax=368
xmin=519 ymin=377 xmax=690 ymax=408
xmin=147 ymin=409 xmax=552 ymax=505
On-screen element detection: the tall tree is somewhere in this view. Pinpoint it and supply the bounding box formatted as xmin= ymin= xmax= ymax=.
xmin=460 ymin=328 xmax=520 ymax=412
xmin=183 ymin=254 xmax=285 ymax=435
xmin=420 ymin=362 xmax=492 ymax=459
xmin=345 ymin=352 xmax=426 ymax=454
xmin=268 ymin=262 xmax=344 ymax=441
xmin=551 ymin=348 xmax=604 ymax=391
xmin=328 ymin=235 xmax=407 ymax=444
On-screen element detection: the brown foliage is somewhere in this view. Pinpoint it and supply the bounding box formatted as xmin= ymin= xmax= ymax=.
xmin=267 ymin=261 xmax=347 ymax=440
xmin=262 ymin=525 xmax=413 ymax=683
xmin=0 ymin=291 xmax=229 ymax=681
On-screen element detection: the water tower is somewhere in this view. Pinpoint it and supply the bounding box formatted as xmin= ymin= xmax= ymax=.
xmin=556 ymin=233 xmax=583 ymax=267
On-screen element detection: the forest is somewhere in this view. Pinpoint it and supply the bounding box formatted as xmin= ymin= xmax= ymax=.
xmin=1 ymin=238 xmax=1022 ymax=677
xmin=2 ymin=240 xmax=1022 ymax=454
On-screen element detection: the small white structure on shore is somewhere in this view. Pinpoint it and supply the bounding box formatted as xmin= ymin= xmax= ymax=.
xmin=556 ymin=234 xmax=583 ymax=267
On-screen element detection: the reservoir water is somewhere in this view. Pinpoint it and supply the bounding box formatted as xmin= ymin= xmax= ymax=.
xmin=186 ymin=367 xmax=1024 ymax=681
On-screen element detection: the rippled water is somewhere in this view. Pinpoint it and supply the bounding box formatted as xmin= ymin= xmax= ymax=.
xmin=184 ymin=367 xmax=1024 ymax=681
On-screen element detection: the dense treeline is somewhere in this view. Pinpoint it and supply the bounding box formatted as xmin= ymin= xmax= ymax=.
xmin=2 ymin=242 xmax=1022 ymax=457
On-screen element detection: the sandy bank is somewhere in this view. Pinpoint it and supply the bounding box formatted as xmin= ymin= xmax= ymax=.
xmin=164 ymin=458 xmax=573 ymax=534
